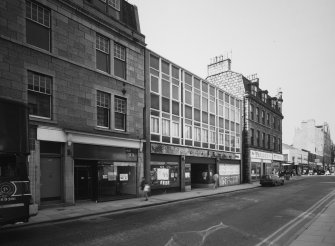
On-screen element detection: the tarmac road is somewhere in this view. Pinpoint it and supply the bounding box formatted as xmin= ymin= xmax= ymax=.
xmin=1 ymin=176 xmax=335 ymax=246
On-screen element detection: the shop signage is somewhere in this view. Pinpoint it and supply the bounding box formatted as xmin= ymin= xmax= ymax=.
xmin=250 ymin=150 xmax=272 ymax=160
xmin=273 ymin=153 xmax=284 ymax=161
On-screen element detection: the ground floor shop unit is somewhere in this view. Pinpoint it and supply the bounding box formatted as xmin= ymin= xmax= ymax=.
xmin=249 ymin=149 xmax=284 ymax=182
xmin=29 ymin=126 xmax=144 ymax=207
xmin=148 ymin=143 xmax=241 ymax=195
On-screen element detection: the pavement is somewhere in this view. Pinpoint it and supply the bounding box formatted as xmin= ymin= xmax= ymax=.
xmin=4 ymin=175 xmax=335 ymax=246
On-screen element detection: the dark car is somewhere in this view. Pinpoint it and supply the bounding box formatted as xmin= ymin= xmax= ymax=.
xmin=260 ymin=175 xmax=284 ymax=187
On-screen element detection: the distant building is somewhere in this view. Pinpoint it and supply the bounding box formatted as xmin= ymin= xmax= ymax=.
xmin=0 ymin=0 xmax=145 ymax=207
xmin=144 ymin=50 xmax=242 ymax=194
xmin=293 ymin=119 xmax=332 ymax=170
xmin=207 ymin=56 xmax=284 ymax=183
xmin=282 ymin=144 xmax=309 ymax=175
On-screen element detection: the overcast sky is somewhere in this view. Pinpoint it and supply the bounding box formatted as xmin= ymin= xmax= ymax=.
xmin=129 ymin=0 xmax=335 ymax=144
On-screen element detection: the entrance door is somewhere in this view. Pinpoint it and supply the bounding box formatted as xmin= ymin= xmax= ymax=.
xmin=40 ymin=157 xmax=61 ymax=201
xmin=75 ymin=166 xmax=93 ymax=200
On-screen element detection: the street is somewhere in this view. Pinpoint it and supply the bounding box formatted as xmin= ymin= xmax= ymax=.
xmin=1 ymin=176 xmax=335 ymax=246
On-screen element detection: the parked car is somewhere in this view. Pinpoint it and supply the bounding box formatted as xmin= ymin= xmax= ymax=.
xmin=260 ymin=175 xmax=284 ymax=187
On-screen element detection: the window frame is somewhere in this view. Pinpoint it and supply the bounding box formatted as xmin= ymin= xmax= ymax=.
xmin=27 ymin=70 xmax=52 ymax=119
xmin=114 ymin=96 xmax=127 ymax=131
xmin=96 ymin=33 xmax=110 ymax=73
xmin=114 ymin=42 xmax=126 ymax=79
xmin=26 ymin=0 xmax=51 ymax=51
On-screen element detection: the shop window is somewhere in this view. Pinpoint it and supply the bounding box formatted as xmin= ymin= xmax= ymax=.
xmin=150 ymin=162 xmax=179 ymax=189
xmin=26 ymin=1 xmax=50 ymax=51
xmin=28 ymin=71 xmax=52 ymax=118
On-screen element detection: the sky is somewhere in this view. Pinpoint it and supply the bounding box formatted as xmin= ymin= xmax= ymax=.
xmin=129 ymin=0 xmax=335 ymax=144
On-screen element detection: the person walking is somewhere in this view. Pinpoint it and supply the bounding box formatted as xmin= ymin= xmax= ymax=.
xmin=213 ymin=173 xmax=219 ymax=189
xmin=140 ymin=177 xmax=149 ymax=201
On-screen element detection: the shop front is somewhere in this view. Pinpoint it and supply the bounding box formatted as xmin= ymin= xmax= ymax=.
xmin=150 ymin=154 xmax=180 ymax=195
xmin=218 ymin=159 xmax=240 ymax=187
xmin=250 ymin=150 xmax=284 ymax=181
xmin=73 ymin=143 xmax=138 ymax=202
xmin=186 ymin=156 xmax=216 ymax=189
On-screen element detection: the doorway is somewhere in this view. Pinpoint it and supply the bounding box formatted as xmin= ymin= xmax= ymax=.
xmin=40 ymin=157 xmax=61 ymax=202
xmin=74 ymin=165 xmax=94 ymax=200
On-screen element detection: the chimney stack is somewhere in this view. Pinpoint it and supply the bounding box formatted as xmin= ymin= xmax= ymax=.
xmin=207 ymin=55 xmax=231 ymax=77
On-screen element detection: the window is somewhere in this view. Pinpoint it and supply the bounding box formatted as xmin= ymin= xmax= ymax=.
xmin=162 ymin=119 xmax=170 ymax=136
xmin=256 ymin=130 xmax=260 ymax=147
xmin=261 ymin=110 xmax=265 ymax=124
xmin=26 ymin=1 xmax=50 ymax=51
xmin=97 ymin=91 xmax=110 ymax=128
xmin=256 ymin=107 xmax=259 ymax=122
xmin=108 ymin=0 xmax=120 ymax=10
xmin=28 ymin=71 xmax=52 ymax=118
xmin=219 ymin=133 xmax=224 ymax=145
xmin=250 ymin=104 xmax=254 ymax=120
xmin=185 ymin=125 xmax=192 ymax=139
xmin=202 ymin=129 xmax=208 ymax=143
xmin=267 ymin=113 xmax=270 ymax=126
xmin=210 ymin=130 xmax=215 ymax=144
xmin=172 ymin=122 xmax=179 ymax=137
xmin=251 ymin=85 xmax=257 ymax=96
xmin=260 ymin=132 xmax=264 ymax=148
xmin=114 ymin=96 xmax=127 ymax=131
xmin=194 ymin=127 xmax=201 ymax=142
xmin=151 ymin=117 xmax=159 ymax=134
xmin=267 ymin=134 xmax=271 ymax=149
xmin=114 ymin=43 xmax=126 ymax=79
xmin=96 ymin=34 xmax=110 ymax=73
xmin=278 ymin=138 xmax=281 ymax=152
xmin=150 ymin=55 xmax=159 ymax=70
xmin=273 ymin=136 xmax=277 ymax=151
xmin=250 ymin=129 xmax=254 ymax=146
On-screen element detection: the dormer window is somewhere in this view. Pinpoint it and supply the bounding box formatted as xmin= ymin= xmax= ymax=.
xmin=271 ymin=99 xmax=277 ymax=108
xmin=108 ymin=0 xmax=120 ymax=11
xmin=251 ymin=85 xmax=257 ymax=96
xmin=262 ymin=93 xmax=267 ymax=103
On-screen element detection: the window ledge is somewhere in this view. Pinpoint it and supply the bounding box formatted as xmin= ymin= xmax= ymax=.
xmin=29 ymin=115 xmax=58 ymax=124
xmin=95 ymin=126 xmax=130 ymax=135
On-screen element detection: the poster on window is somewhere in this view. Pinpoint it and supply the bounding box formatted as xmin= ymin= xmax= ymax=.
xmin=157 ymin=168 xmax=169 ymax=180
xmin=119 ymin=173 xmax=128 ymax=181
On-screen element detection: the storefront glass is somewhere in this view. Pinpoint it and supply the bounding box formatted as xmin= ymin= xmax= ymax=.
xmin=150 ymin=161 xmax=179 ymax=189
xmin=251 ymin=162 xmax=261 ymax=181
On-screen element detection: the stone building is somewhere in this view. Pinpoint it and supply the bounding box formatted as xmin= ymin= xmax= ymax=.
xmin=144 ymin=50 xmax=242 ymax=194
xmin=207 ymin=56 xmax=284 ymax=183
xmin=282 ymin=144 xmax=309 ymax=175
xmin=293 ymin=119 xmax=332 ymax=170
xmin=0 ymin=0 xmax=146 ymax=207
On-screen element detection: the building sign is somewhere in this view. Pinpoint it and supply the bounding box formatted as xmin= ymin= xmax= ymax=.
xmin=273 ymin=153 xmax=284 ymax=161
xmin=151 ymin=143 xmax=238 ymax=159
xmin=250 ymin=150 xmax=273 ymax=160
xmin=219 ymin=164 xmax=240 ymax=175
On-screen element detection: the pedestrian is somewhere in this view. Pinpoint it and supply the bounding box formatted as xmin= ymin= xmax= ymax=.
xmin=140 ymin=177 xmax=149 ymax=201
xmin=213 ymin=173 xmax=219 ymax=189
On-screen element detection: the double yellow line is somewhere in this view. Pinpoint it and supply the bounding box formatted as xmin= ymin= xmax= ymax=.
xmin=255 ymin=189 xmax=335 ymax=246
